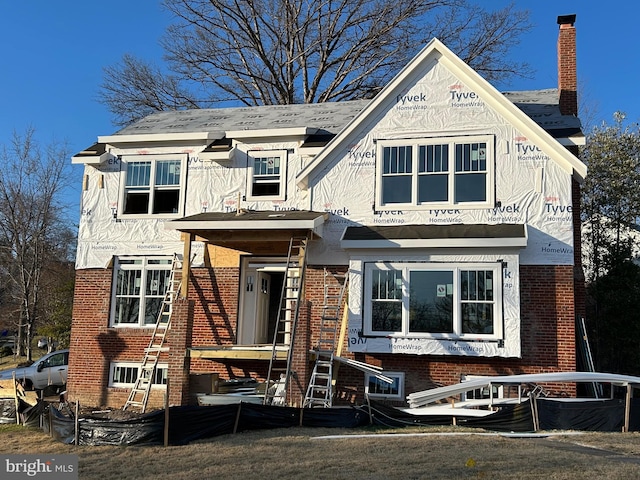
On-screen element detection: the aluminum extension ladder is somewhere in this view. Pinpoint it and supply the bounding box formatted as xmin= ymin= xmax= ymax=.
xmin=123 ymin=254 xmax=182 ymax=413
xmin=303 ymin=268 xmax=348 ymax=408
xmin=263 ymin=235 xmax=308 ymax=406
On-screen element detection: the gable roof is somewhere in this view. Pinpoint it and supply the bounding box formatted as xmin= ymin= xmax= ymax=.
xmin=296 ymin=38 xmax=587 ymax=190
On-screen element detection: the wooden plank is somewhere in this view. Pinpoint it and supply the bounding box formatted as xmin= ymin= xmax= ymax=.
xmin=624 ymin=384 xmax=632 ymax=433
xmin=188 ymin=347 xmax=288 ymax=360
xmin=164 ymin=379 xmax=170 ymax=447
xmin=336 ymin=297 xmax=349 ymax=358
xmin=181 ymin=233 xmax=193 ymax=299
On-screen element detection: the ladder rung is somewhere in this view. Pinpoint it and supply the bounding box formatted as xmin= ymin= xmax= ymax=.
xmin=311 ymin=348 xmax=334 ymax=352
xmin=145 ymin=346 xmax=169 ymax=352
xmin=310 ymin=386 xmax=329 ymax=392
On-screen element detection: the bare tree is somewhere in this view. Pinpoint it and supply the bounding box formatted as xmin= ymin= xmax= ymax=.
xmin=99 ymin=0 xmax=533 ymax=126
xmin=0 ymin=129 xmax=74 ymax=361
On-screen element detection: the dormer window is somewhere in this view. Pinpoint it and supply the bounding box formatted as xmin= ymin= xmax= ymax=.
xmin=120 ymin=154 xmax=187 ymax=217
xmin=375 ymin=135 xmax=494 ymax=210
xmin=246 ymin=150 xmax=288 ymax=201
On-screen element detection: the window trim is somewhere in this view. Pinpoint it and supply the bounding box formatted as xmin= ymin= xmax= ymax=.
xmin=362 ymin=261 xmax=503 ymax=340
xmin=460 ymin=375 xmax=504 ymax=401
xmin=108 ymin=361 xmax=168 ymax=389
xmin=118 ymin=153 xmax=187 ymax=218
xmin=109 ymin=256 xmax=173 ymax=328
xmin=246 ymin=149 xmax=288 ymax=201
xmin=375 ymin=135 xmax=494 ymax=210
xmin=364 ymin=372 xmax=405 ymax=400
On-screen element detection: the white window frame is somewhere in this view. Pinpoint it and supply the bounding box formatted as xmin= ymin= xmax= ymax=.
xmin=110 ymin=256 xmax=173 ymax=327
xmin=363 ymin=262 xmax=503 ymax=340
xmin=364 ymin=372 xmax=404 ymax=400
xmin=118 ymin=153 xmax=187 ymax=218
xmin=108 ymin=361 xmax=168 ymax=389
xmin=246 ymin=149 xmax=288 ymax=201
xmin=460 ymin=375 xmax=504 ymax=402
xmin=375 ymin=135 xmax=494 ymax=210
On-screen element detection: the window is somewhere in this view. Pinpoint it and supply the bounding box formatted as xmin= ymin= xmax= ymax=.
xmin=110 ymin=256 xmax=173 ymax=327
xmin=376 ymin=136 xmax=493 ymax=209
xmin=460 ymin=375 xmax=504 ymax=401
xmin=364 ymin=262 xmax=502 ymax=339
xmin=40 ymin=351 xmax=69 ymax=369
xmin=246 ymin=150 xmax=287 ymax=200
xmin=121 ymin=154 xmax=185 ymax=216
xmin=364 ymin=372 xmax=404 ymax=400
xmin=109 ymin=362 xmax=168 ymax=388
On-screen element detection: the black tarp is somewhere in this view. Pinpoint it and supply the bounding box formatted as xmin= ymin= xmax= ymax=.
xmin=167 ymin=404 xmax=239 ymax=445
xmin=364 ymin=399 xmax=535 ymax=432
xmin=77 ymin=410 xmax=165 ymax=446
xmin=20 ymin=399 xmax=45 ymax=427
xmin=463 ymin=401 xmax=534 ymax=432
xmin=48 ymin=405 xmax=76 ymax=444
xmin=68 ymin=402 xmax=366 ymax=446
xmin=0 ymin=398 xmax=16 ymax=423
xmin=26 ymin=396 xmax=640 ymax=446
xmin=536 ymin=398 xmax=626 ymax=432
xmin=299 ymin=405 xmax=368 ymax=428
xmin=364 ymin=400 xmax=456 ymax=428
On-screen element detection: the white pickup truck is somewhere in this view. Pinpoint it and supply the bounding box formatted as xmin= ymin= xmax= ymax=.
xmin=0 ymin=349 xmax=69 ymax=390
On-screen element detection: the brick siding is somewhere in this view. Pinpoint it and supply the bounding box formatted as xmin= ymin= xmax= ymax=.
xmin=68 ymin=262 xmax=577 ymax=408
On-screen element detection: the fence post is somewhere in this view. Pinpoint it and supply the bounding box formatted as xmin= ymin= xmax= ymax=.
xmin=75 ymin=401 xmax=80 ymax=445
xmin=164 ymin=379 xmax=170 ymax=447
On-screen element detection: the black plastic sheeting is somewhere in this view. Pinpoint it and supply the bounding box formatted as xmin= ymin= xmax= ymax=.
xmin=536 ymin=398 xmax=626 ymax=432
xmin=79 ymin=410 xmax=165 ymax=446
xmin=32 ymin=396 xmax=640 ymax=446
xmin=364 ymin=399 xmax=534 ymax=432
xmin=44 ymin=402 xmax=368 ymax=446
xmin=47 ymin=406 xmax=75 ymax=444
xmin=462 ymin=402 xmax=535 ymax=432
xmin=20 ymin=400 xmax=45 ymax=427
xmin=367 ymin=397 xmax=640 ymax=433
xmin=0 ymin=398 xmax=16 ymax=423
xmin=0 ymin=398 xmax=45 ymax=426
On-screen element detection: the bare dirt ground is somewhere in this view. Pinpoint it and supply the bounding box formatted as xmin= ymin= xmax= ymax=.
xmin=2 ymin=424 xmax=640 ymax=479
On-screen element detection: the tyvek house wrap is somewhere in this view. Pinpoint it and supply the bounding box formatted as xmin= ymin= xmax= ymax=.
xmin=75 ymin=56 xmax=574 ymax=359
xmin=303 ymin=61 xmax=574 ymax=358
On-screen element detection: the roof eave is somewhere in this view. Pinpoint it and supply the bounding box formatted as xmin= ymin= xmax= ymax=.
xmin=98 ymin=132 xmax=221 ymax=144
xmin=226 ymin=127 xmax=318 ymax=140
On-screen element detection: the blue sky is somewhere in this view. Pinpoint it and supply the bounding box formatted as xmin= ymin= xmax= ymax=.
xmin=0 ymin=1 xmax=636 ymax=219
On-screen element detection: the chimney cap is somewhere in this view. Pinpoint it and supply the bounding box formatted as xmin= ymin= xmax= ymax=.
xmin=557 ymin=14 xmax=576 ymax=26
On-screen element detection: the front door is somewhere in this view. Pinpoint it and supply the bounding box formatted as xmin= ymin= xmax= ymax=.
xmin=238 ymin=260 xmax=285 ymax=345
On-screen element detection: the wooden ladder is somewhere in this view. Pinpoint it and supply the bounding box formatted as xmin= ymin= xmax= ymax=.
xmin=303 ymin=268 xmax=348 ymax=408
xmin=123 ymin=254 xmax=182 ymax=413
xmin=263 ymin=235 xmax=308 ymax=406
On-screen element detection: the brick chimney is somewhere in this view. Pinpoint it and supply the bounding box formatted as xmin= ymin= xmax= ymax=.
xmin=557 ymin=14 xmax=577 ymax=116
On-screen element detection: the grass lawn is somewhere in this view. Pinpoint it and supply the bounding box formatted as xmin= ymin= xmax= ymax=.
xmin=2 ymin=423 xmax=640 ymax=479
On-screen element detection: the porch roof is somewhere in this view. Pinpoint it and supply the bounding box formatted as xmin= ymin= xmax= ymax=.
xmin=166 ymin=210 xmax=329 ymax=247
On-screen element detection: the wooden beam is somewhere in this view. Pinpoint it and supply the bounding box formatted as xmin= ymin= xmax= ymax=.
xmin=164 ymin=379 xmax=170 ymax=447
xmin=336 ymin=297 xmax=349 ymax=358
xmin=188 ymin=347 xmax=289 ymax=360
xmin=181 ymin=233 xmax=193 ymax=298
xmin=624 ymin=384 xmax=632 ymax=433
